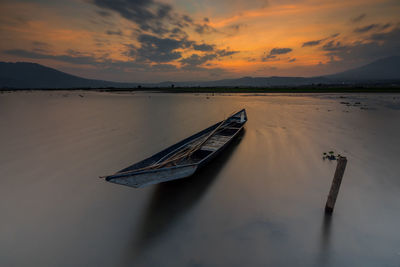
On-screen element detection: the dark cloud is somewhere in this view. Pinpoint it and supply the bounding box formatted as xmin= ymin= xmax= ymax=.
xmin=123 ymin=32 xmax=226 ymax=64
xmin=229 ymin=24 xmax=242 ymax=31
xmin=126 ymin=34 xmax=192 ymax=63
xmin=4 ymin=24 xmax=238 ymax=78
xmin=216 ymin=49 xmax=239 ymax=57
xmin=351 ymin=13 xmax=366 ymax=23
xmin=224 ymin=23 xmax=246 ymax=36
xmin=302 ymin=39 xmax=323 ymax=47
xmin=168 ymin=27 xmax=188 ymax=38
xmin=3 ymin=49 xmax=100 ymax=65
xmin=194 ymin=23 xmax=216 ymax=34
xmin=91 ymin=0 xmax=174 ymax=35
xmin=1 ymin=46 xmax=230 ymax=80
xmin=381 ymin=23 xmax=392 ymax=30
xmin=262 ymin=54 xmax=276 ymax=61
xmin=171 ymin=27 xmax=182 ymax=34
xmin=370 ymin=26 xmax=400 ymax=41
xmin=193 ymin=43 xmax=214 ymax=52
xmin=180 ymin=49 xmax=239 ymax=68
xmin=106 ymin=29 xmax=123 ymax=36
xmin=354 ymin=23 xmax=392 ymax=33
xmin=180 ymin=54 xmax=217 ymax=67
xmin=354 ymin=24 xmax=378 ymax=33
xmin=123 ymin=44 xmax=137 ymax=58
xmin=262 ymin=47 xmax=292 ymax=61
xmin=288 ymin=58 xmax=296 ymax=62
xmin=302 ymin=34 xmax=340 ymax=48
xmin=204 ymin=17 xmax=210 ymax=23
xmin=321 ymin=26 xmax=400 ymax=67
xmin=90 ymin=18 xmax=115 ymax=27
xmin=182 ymin=15 xmax=193 ymax=23
xmin=93 ymin=37 xmax=111 ymax=48
xmin=270 ymin=48 xmax=292 ymax=55
xmin=322 ymin=40 xmax=348 ymax=52
xmin=91 ymin=0 xmax=218 ymax=37
xmin=97 ymin=10 xmax=111 ymax=17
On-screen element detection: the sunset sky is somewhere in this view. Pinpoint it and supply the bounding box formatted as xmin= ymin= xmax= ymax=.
xmin=0 ymin=0 xmax=399 ymax=82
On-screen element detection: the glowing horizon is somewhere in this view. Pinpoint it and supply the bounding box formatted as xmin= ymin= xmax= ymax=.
xmin=0 ymin=0 xmax=399 ymax=82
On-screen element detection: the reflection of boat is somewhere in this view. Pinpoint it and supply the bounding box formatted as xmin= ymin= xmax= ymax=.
xmin=102 ymin=109 xmax=247 ymax=188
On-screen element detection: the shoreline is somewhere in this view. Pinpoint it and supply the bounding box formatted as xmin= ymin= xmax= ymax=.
xmin=2 ymin=86 xmax=400 ymax=94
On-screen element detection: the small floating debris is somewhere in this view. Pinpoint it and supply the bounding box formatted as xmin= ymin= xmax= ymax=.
xmin=322 ymin=151 xmax=341 ymax=161
xmin=339 ymin=100 xmax=373 ymax=110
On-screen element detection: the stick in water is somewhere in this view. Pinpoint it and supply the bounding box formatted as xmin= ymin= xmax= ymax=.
xmin=325 ymin=156 xmax=347 ymax=214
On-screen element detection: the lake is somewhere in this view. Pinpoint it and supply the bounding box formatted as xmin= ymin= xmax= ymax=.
xmin=1 ymin=91 xmax=399 ymax=266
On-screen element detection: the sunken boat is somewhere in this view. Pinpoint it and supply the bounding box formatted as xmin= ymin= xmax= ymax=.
xmin=102 ymin=109 xmax=247 ymax=188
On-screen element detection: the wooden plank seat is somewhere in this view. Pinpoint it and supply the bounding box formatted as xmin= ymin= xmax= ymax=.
xmin=200 ymin=135 xmax=231 ymax=151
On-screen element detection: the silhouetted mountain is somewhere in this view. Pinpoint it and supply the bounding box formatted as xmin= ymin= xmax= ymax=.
xmin=326 ymin=56 xmax=400 ymax=82
xmin=0 ymin=62 xmax=137 ymax=89
xmin=1 ymin=56 xmax=399 ymax=89
xmin=167 ymin=76 xmax=329 ymax=87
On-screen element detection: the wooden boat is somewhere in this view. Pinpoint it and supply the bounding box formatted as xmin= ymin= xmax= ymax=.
xmin=102 ymin=109 xmax=247 ymax=188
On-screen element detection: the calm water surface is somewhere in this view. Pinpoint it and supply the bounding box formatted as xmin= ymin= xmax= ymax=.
xmin=0 ymin=91 xmax=399 ymax=266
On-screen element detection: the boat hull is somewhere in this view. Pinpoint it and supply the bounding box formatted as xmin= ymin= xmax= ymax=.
xmin=106 ymin=165 xmax=198 ymax=188
xmin=104 ymin=109 xmax=247 ymax=188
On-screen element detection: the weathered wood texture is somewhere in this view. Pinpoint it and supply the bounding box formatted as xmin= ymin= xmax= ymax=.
xmin=103 ymin=109 xmax=247 ymax=188
xmin=325 ymin=156 xmax=347 ymax=214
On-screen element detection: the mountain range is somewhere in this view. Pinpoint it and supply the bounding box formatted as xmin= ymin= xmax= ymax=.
xmin=1 ymin=56 xmax=399 ymax=89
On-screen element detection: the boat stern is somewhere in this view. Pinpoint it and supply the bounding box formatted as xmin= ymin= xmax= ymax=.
xmin=105 ymin=164 xmax=198 ymax=188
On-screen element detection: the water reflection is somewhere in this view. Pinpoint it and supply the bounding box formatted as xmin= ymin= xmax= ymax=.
xmin=317 ymin=213 xmax=333 ymax=266
xmin=3 ymin=92 xmax=400 ymax=267
xmin=129 ymin=130 xmax=246 ymax=256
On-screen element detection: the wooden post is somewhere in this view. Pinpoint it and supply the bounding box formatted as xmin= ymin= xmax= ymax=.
xmin=325 ymin=156 xmax=347 ymax=214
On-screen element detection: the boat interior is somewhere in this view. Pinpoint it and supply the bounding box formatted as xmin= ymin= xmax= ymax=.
xmin=107 ymin=110 xmax=247 ymax=176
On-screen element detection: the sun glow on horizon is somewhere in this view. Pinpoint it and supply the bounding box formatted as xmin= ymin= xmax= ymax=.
xmin=0 ymin=0 xmax=399 ymax=82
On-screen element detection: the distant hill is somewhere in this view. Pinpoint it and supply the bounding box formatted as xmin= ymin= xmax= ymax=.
xmin=0 ymin=62 xmax=137 ymax=89
xmin=1 ymin=56 xmax=399 ymax=89
xmin=326 ymin=56 xmax=400 ymax=82
xmin=165 ymin=76 xmax=330 ymax=87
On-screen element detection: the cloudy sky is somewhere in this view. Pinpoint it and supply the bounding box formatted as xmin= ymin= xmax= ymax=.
xmin=0 ymin=0 xmax=399 ymax=82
